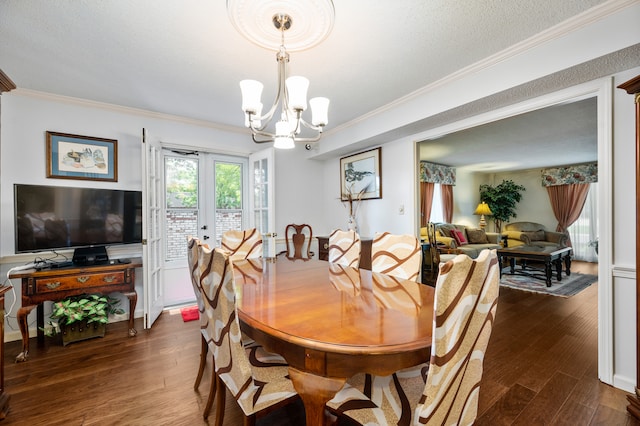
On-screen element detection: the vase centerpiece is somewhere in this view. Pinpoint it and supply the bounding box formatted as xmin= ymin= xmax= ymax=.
xmin=342 ymin=185 xmax=365 ymax=233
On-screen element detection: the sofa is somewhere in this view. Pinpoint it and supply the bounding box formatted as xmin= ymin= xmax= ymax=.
xmin=502 ymin=221 xmax=568 ymax=248
xmin=420 ymin=223 xmax=501 ymax=258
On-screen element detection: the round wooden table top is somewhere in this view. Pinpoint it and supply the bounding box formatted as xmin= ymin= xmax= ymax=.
xmin=233 ymin=257 xmax=435 ymax=356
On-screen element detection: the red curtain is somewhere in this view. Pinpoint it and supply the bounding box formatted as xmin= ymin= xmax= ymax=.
xmin=420 ymin=182 xmax=434 ymax=226
xmin=547 ymin=183 xmax=590 ymax=246
xmin=441 ymin=184 xmax=454 ymax=223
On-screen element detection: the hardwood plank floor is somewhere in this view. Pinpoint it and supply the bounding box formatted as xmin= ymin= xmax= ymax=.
xmin=2 ymin=261 xmax=637 ymax=425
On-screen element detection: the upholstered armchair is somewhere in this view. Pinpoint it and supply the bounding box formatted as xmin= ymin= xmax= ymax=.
xmin=503 ymin=221 xmax=568 ymax=248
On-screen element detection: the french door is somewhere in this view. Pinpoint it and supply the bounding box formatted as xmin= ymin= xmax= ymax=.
xmin=141 ymin=129 xmax=164 ymax=328
xmin=142 ymin=140 xmax=274 ymax=318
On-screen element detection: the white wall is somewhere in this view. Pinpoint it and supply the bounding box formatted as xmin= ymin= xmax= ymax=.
xmin=320 ymin=139 xmax=416 ymax=238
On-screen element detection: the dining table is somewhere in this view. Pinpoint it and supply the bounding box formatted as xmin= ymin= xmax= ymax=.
xmin=232 ymin=256 xmax=435 ymax=426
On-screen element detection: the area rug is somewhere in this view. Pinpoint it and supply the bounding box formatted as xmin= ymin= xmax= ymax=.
xmin=500 ymin=271 xmax=597 ymax=298
xmin=180 ymin=305 xmax=199 ymax=322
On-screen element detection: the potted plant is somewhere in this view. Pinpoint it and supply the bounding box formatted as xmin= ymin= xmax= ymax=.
xmin=479 ymin=179 xmax=526 ymax=233
xmin=43 ymin=294 xmax=123 ymax=346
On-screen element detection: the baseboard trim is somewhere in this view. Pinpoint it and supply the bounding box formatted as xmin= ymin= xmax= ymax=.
xmin=613 ymin=373 xmax=636 ymax=394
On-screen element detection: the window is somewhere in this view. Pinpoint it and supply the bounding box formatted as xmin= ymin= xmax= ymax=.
xmin=430 ymin=184 xmax=444 ymax=223
xmin=164 ymin=155 xmax=199 ymax=261
xmin=568 ymin=182 xmax=598 ymax=262
xmin=214 ymin=161 xmax=243 ymax=247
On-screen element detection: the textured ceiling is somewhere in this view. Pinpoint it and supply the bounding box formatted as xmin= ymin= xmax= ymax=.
xmin=0 ymin=0 xmax=633 ymax=169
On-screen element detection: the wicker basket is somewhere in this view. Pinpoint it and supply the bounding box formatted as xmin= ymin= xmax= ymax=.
xmin=61 ymin=321 xmax=106 ymax=346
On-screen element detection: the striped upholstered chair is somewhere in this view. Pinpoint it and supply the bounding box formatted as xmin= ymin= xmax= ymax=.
xmin=328 ymin=229 xmax=361 ymax=268
xmin=186 ymin=236 xmax=215 ymax=406
xmin=220 ymin=228 xmax=263 ymax=261
xmin=327 ymin=249 xmax=500 ymax=425
xmin=371 ymin=232 xmax=422 ymax=281
xmin=198 ymin=244 xmax=299 ymax=425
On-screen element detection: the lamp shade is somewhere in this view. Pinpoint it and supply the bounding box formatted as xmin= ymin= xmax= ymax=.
xmin=274 ymin=119 xmax=295 ymax=149
xmin=474 ymin=202 xmax=492 ymax=216
xmin=240 ymin=80 xmax=263 ymax=114
xmin=309 ymin=97 xmax=329 ymax=126
xmin=285 ymin=76 xmax=309 ymax=111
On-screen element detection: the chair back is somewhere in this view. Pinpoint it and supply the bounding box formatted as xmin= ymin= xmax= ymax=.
xmin=416 ymin=249 xmax=500 ymax=425
xmin=221 ymin=228 xmax=262 ymax=261
xmin=371 ymin=232 xmax=421 ymax=281
xmin=197 ymin=245 xmax=256 ymax=406
xmin=328 ymin=229 xmax=361 ymax=268
xmin=283 ymin=223 xmax=313 ymax=260
xmin=426 ymin=222 xmax=441 ymax=266
xmin=186 ymin=236 xmax=204 ymax=312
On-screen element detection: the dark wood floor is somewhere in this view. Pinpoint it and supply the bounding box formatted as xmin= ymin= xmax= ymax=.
xmin=2 ymin=261 xmax=637 ymax=425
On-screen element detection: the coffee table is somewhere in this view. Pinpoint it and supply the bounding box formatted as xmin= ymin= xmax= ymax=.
xmin=497 ymin=245 xmax=573 ymax=287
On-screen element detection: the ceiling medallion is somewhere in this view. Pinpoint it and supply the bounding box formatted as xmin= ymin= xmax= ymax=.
xmin=227 ymin=0 xmax=335 ymax=52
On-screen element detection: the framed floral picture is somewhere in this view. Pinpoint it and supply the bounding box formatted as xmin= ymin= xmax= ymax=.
xmin=46 ymin=131 xmax=118 ymax=182
xmin=340 ymin=147 xmax=381 ymax=201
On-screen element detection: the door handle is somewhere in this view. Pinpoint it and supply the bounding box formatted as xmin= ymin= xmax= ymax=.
xmin=203 ymin=235 xmax=210 ymax=240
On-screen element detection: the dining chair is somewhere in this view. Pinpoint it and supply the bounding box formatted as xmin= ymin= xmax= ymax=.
xmin=186 ymin=235 xmax=218 ymax=416
xmin=328 ymin=229 xmax=361 ymax=268
xmin=327 ymin=249 xmax=500 ymax=425
xmin=426 ymin=222 xmax=458 ymax=279
xmin=280 ymin=223 xmax=314 ymax=260
xmin=198 ymin=244 xmax=299 ymax=425
xmin=370 ymin=231 xmax=422 ymax=281
xmin=220 ymin=228 xmax=262 ymax=261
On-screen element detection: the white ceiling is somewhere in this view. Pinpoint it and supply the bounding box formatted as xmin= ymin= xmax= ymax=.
xmin=419 ymin=97 xmax=598 ymax=172
xmin=0 ymin=0 xmax=632 ymax=169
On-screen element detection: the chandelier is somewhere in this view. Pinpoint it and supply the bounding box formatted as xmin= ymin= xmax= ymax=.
xmin=239 ymin=13 xmax=330 ymax=149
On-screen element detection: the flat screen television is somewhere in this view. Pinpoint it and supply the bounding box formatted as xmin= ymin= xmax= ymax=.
xmin=14 ymin=184 xmax=143 ymax=254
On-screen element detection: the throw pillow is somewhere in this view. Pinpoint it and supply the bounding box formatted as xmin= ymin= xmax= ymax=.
xmin=467 ymin=228 xmax=489 ymax=244
xmin=438 ymin=225 xmax=453 ymax=238
xmin=451 ymin=229 xmax=468 ymax=246
xmin=523 ymin=230 xmax=546 ymax=241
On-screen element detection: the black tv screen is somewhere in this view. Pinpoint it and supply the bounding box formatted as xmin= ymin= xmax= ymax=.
xmin=14 ymin=184 xmax=143 ymax=253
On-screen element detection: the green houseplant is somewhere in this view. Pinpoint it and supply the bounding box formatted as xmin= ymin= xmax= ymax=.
xmin=479 ymin=179 xmax=526 ymax=233
xmin=44 ymin=294 xmax=123 ymax=346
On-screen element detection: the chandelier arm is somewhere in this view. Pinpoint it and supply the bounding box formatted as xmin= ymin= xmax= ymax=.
xmin=251 ymin=133 xmax=279 ymax=144
xmin=299 ymin=118 xmax=325 ymax=132
xmin=290 ymin=133 xmax=323 ymax=143
xmin=254 ymin=47 xmax=288 ymax=129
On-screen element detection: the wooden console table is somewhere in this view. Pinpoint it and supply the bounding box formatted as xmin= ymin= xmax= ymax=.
xmin=316 ymin=236 xmax=372 ymax=270
xmin=9 ymin=258 xmax=141 ymax=362
xmin=0 ymin=286 xmax=11 ymax=419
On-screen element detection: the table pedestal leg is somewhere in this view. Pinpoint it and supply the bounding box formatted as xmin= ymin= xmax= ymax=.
xmin=16 ymin=305 xmax=36 ymax=362
xmin=289 ymin=367 xmax=346 ymax=426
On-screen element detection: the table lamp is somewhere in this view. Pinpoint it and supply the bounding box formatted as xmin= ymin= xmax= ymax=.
xmin=474 ymin=202 xmax=492 ymax=229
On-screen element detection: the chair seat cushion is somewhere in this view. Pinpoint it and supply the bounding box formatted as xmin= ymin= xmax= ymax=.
xmin=327 ymin=364 xmax=428 ymax=425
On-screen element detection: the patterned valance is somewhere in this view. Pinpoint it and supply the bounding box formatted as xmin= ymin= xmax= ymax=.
xmin=420 ymin=162 xmax=456 ymax=185
xmin=541 ymin=162 xmax=597 ymax=187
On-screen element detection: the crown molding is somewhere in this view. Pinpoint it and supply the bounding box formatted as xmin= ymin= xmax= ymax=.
xmin=328 ymin=0 xmax=636 ymax=136
xmin=0 ymin=68 xmax=16 ymax=93
xmin=11 ymin=88 xmax=245 ymax=134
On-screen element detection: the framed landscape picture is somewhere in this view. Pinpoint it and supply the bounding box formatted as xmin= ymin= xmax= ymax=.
xmin=46 ymin=131 xmax=118 ymax=182
xmin=340 ymin=147 xmax=381 ymax=201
